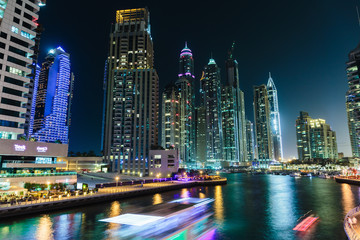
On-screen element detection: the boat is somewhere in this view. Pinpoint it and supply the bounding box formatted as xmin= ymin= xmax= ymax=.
xmin=99 ymin=197 xmax=216 ymax=240
xmin=290 ymin=172 xmax=301 ymax=177
xmin=293 ymin=211 xmax=319 ymax=232
xmin=318 ymin=174 xmax=330 ymax=179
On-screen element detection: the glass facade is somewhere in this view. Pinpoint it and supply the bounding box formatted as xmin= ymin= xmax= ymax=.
xmin=266 ymin=73 xmax=283 ymax=161
xmin=346 ymin=42 xmax=360 ymax=157
xmin=176 ymin=43 xmax=195 ymax=168
xmin=29 ymin=47 xmax=73 ymax=144
xmin=201 ymin=58 xmax=223 ymax=169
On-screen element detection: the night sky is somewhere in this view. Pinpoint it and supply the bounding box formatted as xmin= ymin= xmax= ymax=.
xmin=37 ymin=0 xmax=360 ymax=159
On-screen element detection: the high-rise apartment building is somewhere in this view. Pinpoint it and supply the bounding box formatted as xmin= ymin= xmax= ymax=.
xmin=296 ymin=111 xmax=338 ymax=161
xmin=201 ymin=58 xmax=223 ymax=168
xmin=175 ymin=43 xmax=195 ymax=168
xmin=246 ymin=119 xmax=255 ymax=161
xmin=161 ymin=84 xmax=180 ymax=150
xmin=0 ymin=0 xmax=45 ymax=140
xmin=221 ymin=84 xmax=237 ymax=165
xmin=222 ymin=42 xmax=247 ymax=165
xmin=29 ymin=47 xmax=73 ymax=144
xmin=103 ymin=8 xmax=159 ymax=176
xmin=346 ymin=41 xmax=360 ymax=157
xmin=266 ymin=73 xmax=283 ymax=161
xmin=195 ymin=105 xmax=206 ymax=168
xmin=253 ymin=85 xmax=273 ymax=164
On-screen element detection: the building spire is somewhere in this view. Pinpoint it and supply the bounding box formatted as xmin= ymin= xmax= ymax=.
xmin=185 ymin=41 xmax=188 ymax=48
xmin=269 ymin=72 xmax=272 ymax=79
xmin=228 ymin=41 xmax=236 ymax=59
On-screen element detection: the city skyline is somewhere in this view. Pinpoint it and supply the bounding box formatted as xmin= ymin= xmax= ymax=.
xmin=36 ymin=0 xmax=359 ymax=159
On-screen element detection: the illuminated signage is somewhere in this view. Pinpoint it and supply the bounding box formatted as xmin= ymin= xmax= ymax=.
xmin=37 ymin=146 xmax=48 ymax=153
xmin=14 ymin=144 xmax=26 ymax=152
xmin=35 ymin=157 xmax=52 ymax=164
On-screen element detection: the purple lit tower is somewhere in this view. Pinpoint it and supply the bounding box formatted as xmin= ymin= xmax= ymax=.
xmin=176 ymin=43 xmax=195 ymax=168
xmin=29 ymin=47 xmax=73 ymax=144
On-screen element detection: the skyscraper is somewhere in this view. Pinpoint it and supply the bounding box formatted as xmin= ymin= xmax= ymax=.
xmin=253 ymin=85 xmax=273 ymax=165
xmin=0 ymin=0 xmax=45 ymax=140
xmin=223 ymin=42 xmax=247 ymax=165
xmin=161 ymin=84 xmax=180 ymax=151
xmin=176 ymin=43 xmax=195 ymax=168
xmin=221 ymin=84 xmax=237 ymax=165
xmin=245 ymin=119 xmax=255 ymax=161
xmin=296 ymin=111 xmax=338 ymax=161
xmin=266 ymin=73 xmax=283 ymax=161
xmin=103 ymin=8 xmax=159 ymax=176
xmin=195 ymin=105 xmax=206 ymax=168
xmin=201 ymin=58 xmax=223 ymax=168
xmin=24 ymin=24 xmax=43 ymax=139
xmin=346 ymin=41 xmax=360 ymax=158
xmin=29 ymin=47 xmax=73 ymax=144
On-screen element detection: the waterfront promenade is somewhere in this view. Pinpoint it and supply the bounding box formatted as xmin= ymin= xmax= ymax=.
xmin=0 ymin=179 xmax=226 ymax=219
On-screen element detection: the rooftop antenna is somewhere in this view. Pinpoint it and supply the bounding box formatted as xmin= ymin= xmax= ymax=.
xmin=228 ymin=41 xmax=236 ymax=59
xmin=357 ymin=6 xmax=360 ymax=27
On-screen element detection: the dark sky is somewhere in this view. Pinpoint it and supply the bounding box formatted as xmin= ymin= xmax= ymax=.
xmin=38 ymin=0 xmax=360 ymax=159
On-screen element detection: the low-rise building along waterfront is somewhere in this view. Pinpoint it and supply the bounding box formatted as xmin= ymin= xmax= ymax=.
xmin=0 ymin=139 xmax=76 ymax=188
xmin=149 ymin=149 xmax=179 ymax=178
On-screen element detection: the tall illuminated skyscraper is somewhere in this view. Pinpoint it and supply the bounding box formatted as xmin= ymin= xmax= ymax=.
xmin=222 ymin=42 xmax=247 ymax=165
xmin=195 ymin=105 xmax=206 ymax=168
xmin=0 ymin=0 xmax=46 ymax=140
xmin=176 ymin=43 xmax=195 ymax=168
xmin=161 ymin=84 xmax=180 ymax=150
xmin=253 ymin=85 xmax=273 ymax=166
xmin=266 ymin=73 xmax=283 ymax=161
xmin=346 ymin=41 xmax=360 ymax=157
xmin=201 ymin=58 xmax=223 ymax=168
xmin=246 ymin=119 xmax=255 ymax=161
xmin=103 ymin=8 xmax=159 ymax=176
xmin=29 ymin=47 xmax=73 ymax=144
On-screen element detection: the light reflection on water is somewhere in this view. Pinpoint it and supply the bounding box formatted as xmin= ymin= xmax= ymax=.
xmin=341 ymin=183 xmax=355 ymax=215
xmin=214 ymin=185 xmax=224 ymax=221
xmin=267 ymin=175 xmax=297 ymax=239
xmin=152 ymin=193 xmax=163 ymax=205
xmin=0 ymin=174 xmax=359 ymax=240
xmin=35 ymin=215 xmax=54 ymax=240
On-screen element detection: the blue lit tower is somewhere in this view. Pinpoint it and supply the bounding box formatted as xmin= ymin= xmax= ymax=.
xmin=201 ymin=58 xmax=223 ymax=168
xmin=29 ymin=47 xmax=73 ymax=144
xmin=176 ymin=42 xmax=195 ymax=168
xmin=266 ymin=73 xmax=283 ymax=161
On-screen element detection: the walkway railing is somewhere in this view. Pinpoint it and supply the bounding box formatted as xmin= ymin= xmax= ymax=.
xmin=0 ymin=172 xmax=77 ymax=178
xmin=344 ymin=206 xmax=360 ymax=240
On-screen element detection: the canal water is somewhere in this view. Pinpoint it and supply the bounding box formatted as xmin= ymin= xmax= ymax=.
xmin=0 ymin=173 xmax=358 ymax=240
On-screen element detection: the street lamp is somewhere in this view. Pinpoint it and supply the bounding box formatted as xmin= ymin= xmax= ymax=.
xmin=115 ymin=177 xmax=119 ymax=187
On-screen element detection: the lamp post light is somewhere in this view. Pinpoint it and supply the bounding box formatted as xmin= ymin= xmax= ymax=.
xmin=115 ymin=177 xmax=119 ymax=187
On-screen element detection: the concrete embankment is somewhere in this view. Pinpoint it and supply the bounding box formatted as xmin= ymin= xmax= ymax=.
xmin=335 ymin=177 xmax=360 ymax=186
xmin=0 ymin=179 xmax=226 ymax=219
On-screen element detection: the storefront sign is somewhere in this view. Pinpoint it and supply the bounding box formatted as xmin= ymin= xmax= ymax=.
xmin=14 ymin=144 xmax=26 ymax=152
xmin=37 ymin=146 xmax=48 ymax=153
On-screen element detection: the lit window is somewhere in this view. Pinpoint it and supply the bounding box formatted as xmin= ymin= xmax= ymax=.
xmin=11 ymin=26 xmax=19 ymax=34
